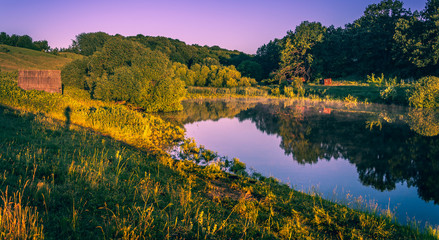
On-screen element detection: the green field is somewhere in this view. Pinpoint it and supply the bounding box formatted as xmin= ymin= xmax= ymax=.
xmin=0 ymin=44 xmax=81 ymax=71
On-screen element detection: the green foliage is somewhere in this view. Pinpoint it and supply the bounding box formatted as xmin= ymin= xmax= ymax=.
xmin=276 ymin=21 xmax=326 ymax=82
xmin=255 ymin=39 xmax=282 ymax=80
xmin=71 ymin=32 xmax=111 ymax=56
xmin=289 ymin=76 xmax=305 ymax=97
xmin=270 ymin=87 xmax=281 ymax=96
xmin=60 ymin=58 xmax=89 ymax=88
xmin=380 ymin=85 xmax=397 ymax=102
xmin=408 ymin=109 xmax=439 ymax=136
xmin=367 ymin=73 xmax=386 ymax=87
xmin=237 ymin=60 xmax=264 ymax=81
xmin=283 ymin=86 xmax=295 ymax=98
xmin=186 ymin=86 xmax=268 ymax=98
xmin=62 ymin=38 xmax=186 ymax=112
xmin=229 ymin=158 xmax=247 ymax=176
xmin=258 ymin=0 xmax=439 ymax=81
xmin=0 ymin=72 xmax=437 ymax=239
xmin=172 ymin=62 xmax=257 ymax=88
xmin=0 ymin=32 xmax=51 ymax=51
xmin=408 ymin=76 xmax=439 ymax=108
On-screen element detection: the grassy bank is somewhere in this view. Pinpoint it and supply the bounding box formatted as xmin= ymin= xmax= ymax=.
xmin=304 ymin=84 xmax=410 ymax=105
xmin=0 ymin=44 xmax=81 ymax=71
xmin=186 ymin=86 xmax=270 ymax=99
xmin=1 ymin=73 xmax=438 ymax=239
xmin=186 ymin=83 xmax=412 ymax=107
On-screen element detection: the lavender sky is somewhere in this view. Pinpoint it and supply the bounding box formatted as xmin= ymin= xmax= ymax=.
xmin=0 ymin=0 xmax=427 ymax=54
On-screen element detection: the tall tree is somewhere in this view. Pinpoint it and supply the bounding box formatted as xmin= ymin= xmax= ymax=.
xmin=393 ymin=0 xmax=439 ymax=76
xmin=72 ymin=32 xmax=111 ymax=56
xmin=255 ymin=39 xmax=282 ymax=79
xmin=277 ymin=21 xmax=326 ymax=82
xmin=345 ymin=0 xmax=409 ymax=75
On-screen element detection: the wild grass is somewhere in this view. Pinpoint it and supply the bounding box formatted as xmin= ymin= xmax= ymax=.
xmin=0 ymin=73 xmax=438 ymax=239
xmin=305 ymin=83 xmax=410 ymax=106
xmin=0 ymin=44 xmax=79 ymax=71
xmin=0 ymin=186 xmax=45 ymax=239
xmin=186 ymin=86 xmax=269 ymax=99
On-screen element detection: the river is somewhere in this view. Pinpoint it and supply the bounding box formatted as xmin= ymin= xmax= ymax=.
xmin=161 ymin=98 xmax=439 ymax=228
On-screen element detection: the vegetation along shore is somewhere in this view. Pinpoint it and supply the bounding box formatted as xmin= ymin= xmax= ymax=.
xmin=1 ymin=0 xmax=439 ymax=239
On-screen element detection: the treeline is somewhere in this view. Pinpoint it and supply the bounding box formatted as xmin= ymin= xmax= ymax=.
xmin=0 ymin=32 xmax=50 ymax=52
xmin=255 ymin=0 xmax=439 ymax=82
xmin=62 ymin=34 xmax=259 ymax=111
xmin=63 ymin=32 xmax=266 ymax=81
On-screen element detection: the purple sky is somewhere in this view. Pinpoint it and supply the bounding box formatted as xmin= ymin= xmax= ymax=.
xmin=0 ymin=0 xmax=426 ymax=54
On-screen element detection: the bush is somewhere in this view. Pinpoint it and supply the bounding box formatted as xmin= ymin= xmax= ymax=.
xmin=270 ymin=87 xmax=281 ymax=96
xmin=367 ymin=73 xmax=385 ymax=87
xmin=380 ymin=85 xmax=397 ymax=103
xmin=408 ymin=76 xmax=439 ymax=108
xmin=61 ymin=59 xmax=89 ymax=89
xmin=283 ymin=86 xmax=295 ymax=98
xmin=62 ymin=39 xmax=186 ymax=112
xmin=229 ymin=158 xmax=247 ymax=176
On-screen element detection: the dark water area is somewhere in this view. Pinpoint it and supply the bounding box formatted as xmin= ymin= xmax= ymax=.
xmin=161 ymin=98 xmax=439 ymax=227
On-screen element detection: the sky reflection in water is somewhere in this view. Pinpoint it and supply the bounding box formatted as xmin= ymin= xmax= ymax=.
xmin=163 ymin=99 xmax=439 ymax=227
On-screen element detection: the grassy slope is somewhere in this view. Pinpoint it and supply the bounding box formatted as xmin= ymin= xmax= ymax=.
xmin=1 ymin=73 xmax=437 ymax=239
xmin=0 ymin=44 xmax=81 ymax=71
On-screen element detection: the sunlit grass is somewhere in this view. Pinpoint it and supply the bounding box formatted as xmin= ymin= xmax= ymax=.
xmin=0 ymin=72 xmax=438 ymax=239
xmin=0 ymin=44 xmax=78 ymax=71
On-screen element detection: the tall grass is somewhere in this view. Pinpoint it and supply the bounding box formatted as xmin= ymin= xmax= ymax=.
xmin=1 ymin=72 xmax=438 ymax=239
xmin=0 ymin=187 xmax=44 ymax=239
xmin=187 ymin=86 xmax=269 ymax=99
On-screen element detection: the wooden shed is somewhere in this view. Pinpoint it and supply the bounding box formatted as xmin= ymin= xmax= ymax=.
xmin=18 ymin=70 xmax=62 ymax=94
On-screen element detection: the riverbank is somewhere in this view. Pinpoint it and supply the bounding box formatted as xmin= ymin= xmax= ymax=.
xmin=185 ymin=83 xmax=412 ymax=107
xmin=1 ymin=73 xmax=438 ymax=239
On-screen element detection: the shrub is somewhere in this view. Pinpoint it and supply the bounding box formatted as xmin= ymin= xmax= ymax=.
xmin=229 ymin=158 xmax=247 ymax=176
xmin=270 ymin=87 xmax=281 ymax=96
xmin=380 ymin=85 xmax=397 ymax=103
xmin=283 ymin=86 xmax=295 ymax=98
xmin=367 ymin=73 xmax=385 ymax=87
xmin=62 ymin=39 xmax=186 ymax=112
xmin=408 ymin=76 xmax=439 ymax=108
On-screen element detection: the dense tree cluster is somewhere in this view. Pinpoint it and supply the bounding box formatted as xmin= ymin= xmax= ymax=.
xmin=255 ymin=0 xmax=439 ymax=82
xmin=63 ymin=33 xmax=260 ymax=111
xmin=66 ymin=32 xmax=266 ymax=82
xmin=173 ymin=62 xmax=257 ymax=88
xmin=0 ymin=32 xmax=50 ymax=51
xmin=62 ymin=37 xmax=186 ymax=112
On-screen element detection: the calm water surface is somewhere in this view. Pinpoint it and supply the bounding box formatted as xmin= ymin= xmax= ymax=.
xmin=162 ymin=98 xmax=439 ymax=227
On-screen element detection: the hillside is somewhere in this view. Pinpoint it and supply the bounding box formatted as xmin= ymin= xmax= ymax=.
xmin=0 ymin=44 xmax=82 ymax=71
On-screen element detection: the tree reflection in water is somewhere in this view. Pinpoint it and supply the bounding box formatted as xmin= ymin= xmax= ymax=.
xmin=163 ymin=99 xmax=439 ymax=204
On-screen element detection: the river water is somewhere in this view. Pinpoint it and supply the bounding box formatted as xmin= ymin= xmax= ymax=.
xmin=161 ymin=98 xmax=439 ymax=227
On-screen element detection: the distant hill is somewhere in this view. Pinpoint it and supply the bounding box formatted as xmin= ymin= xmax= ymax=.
xmin=0 ymin=44 xmax=82 ymax=71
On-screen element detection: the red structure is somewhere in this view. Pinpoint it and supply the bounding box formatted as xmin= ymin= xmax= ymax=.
xmin=324 ymin=78 xmax=332 ymax=85
xmin=18 ymin=70 xmax=62 ymax=93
